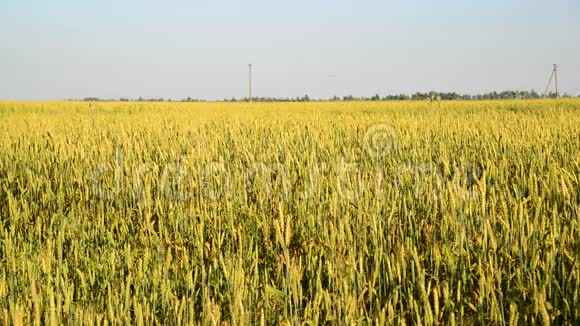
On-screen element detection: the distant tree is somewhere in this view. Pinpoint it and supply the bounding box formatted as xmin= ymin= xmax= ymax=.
xmin=429 ymin=91 xmax=447 ymax=101
xmin=411 ymin=92 xmax=428 ymax=100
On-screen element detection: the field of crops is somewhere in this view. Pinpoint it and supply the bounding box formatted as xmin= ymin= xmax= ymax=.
xmin=0 ymin=100 xmax=579 ymax=324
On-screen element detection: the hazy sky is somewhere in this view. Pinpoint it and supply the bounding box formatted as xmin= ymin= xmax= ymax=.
xmin=1 ymin=0 xmax=579 ymax=100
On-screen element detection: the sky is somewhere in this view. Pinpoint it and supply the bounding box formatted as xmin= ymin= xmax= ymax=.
xmin=1 ymin=0 xmax=579 ymax=100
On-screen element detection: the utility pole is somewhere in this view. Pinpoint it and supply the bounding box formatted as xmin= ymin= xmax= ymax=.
xmin=554 ymin=64 xmax=559 ymax=98
xmin=543 ymin=64 xmax=559 ymax=98
xmin=248 ymin=64 xmax=252 ymax=102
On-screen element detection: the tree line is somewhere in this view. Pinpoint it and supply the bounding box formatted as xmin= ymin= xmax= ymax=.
xmin=75 ymin=90 xmax=577 ymax=103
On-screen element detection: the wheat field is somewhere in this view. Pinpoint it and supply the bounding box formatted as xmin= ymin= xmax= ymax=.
xmin=0 ymin=100 xmax=579 ymax=324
